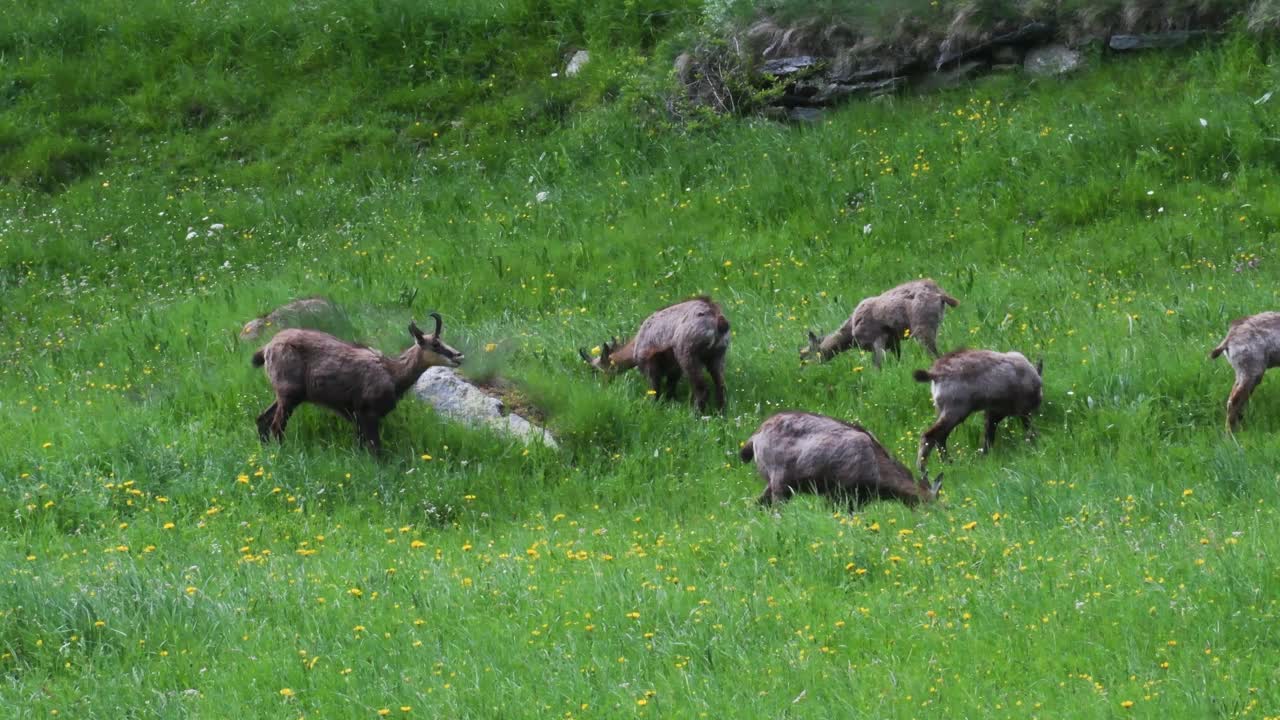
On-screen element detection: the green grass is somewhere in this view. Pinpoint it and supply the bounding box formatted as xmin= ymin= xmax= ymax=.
xmin=4 ymin=2 xmax=1280 ymax=717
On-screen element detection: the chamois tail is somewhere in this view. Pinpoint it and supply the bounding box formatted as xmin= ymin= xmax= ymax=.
xmin=1209 ymin=340 xmax=1228 ymax=360
xmin=912 ymin=369 xmax=932 ymax=383
xmin=252 ymin=350 xmax=266 ymax=368
xmin=739 ymin=438 xmax=755 ymax=463
xmin=941 ymin=293 xmax=960 ymax=307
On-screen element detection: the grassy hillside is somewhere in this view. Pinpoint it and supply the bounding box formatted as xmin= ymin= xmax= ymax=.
xmin=4 ymin=2 xmax=1280 ymax=717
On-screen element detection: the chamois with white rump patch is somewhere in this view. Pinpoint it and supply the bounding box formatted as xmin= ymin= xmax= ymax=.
xmin=914 ymin=349 xmax=1043 ymax=472
xmin=741 ymin=412 xmax=941 ymax=508
xmin=803 ymin=279 xmax=959 ymax=369
xmin=579 ymin=297 xmax=730 ymax=414
xmin=252 ymin=313 xmax=465 ymax=452
xmin=1209 ymin=311 xmax=1280 ymax=432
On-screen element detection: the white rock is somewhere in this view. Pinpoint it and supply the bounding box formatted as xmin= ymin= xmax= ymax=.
xmin=566 ymin=50 xmax=590 ymax=77
xmin=412 ymin=367 xmax=558 ymax=448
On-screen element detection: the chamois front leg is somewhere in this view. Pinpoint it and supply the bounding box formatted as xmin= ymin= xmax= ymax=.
xmin=982 ymin=412 xmax=1004 ymax=454
xmin=708 ymin=354 xmax=728 ymax=414
xmin=256 ymin=401 xmax=278 ymax=442
xmin=677 ymin=353 xmax=711 ymax=413
xmin=355 ymin=413 xmax=383 ymax=454
xmin=664 ymin=368 xmax=681 ymax=401
xmin=639 ymin=360 xmax=667 ymax=401
xmin=1020 ymin=414 xmax=1037 ymax=443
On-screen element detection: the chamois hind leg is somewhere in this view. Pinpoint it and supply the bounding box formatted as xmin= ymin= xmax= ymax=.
xmin=871 ymin=336 xmax=888 ymax=370
xmin=256 ymin=401 xmax=278 ymax=442
xmin=269 ymin=394 xmax=301 ymax=442
xmin=914 ymin=323 xmax=941 ymax=358
xmin=908 ymin=298 xmax=943 ymax=358
xmin=982 ymin=412 xmax=1005 ymax=454
xmin=1226 ymin=368 xmax=1263 ymax=432
xmin=677 ymin=353 xmax=711 ymax=413
xmin=918 ymin=411 xmax=967 ymax=472
xmin=758 ymin=475 xmax=791 ymax=507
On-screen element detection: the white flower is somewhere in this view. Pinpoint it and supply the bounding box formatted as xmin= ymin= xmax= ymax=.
xmin=535 ymin=191 xmax=550 ymax=203
xmin=185 ymin=230 xmax=198 ymax=241
xmin=862 ymin=224 xmax=873 ymax=235
xmin=209 ymin=223 xmax=224 ymax=232
xmin=1199 ymin=118 xmax=1208 ymax=127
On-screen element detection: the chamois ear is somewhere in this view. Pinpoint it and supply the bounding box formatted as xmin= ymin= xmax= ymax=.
xmin=430 ymin=311 xmax=444 ymax=338
xmin=808 ymin=330 xmax=819 ymax=343
xmin=1035 ymin=357 xmax=1044 ymax=377
xmin=600 ymin=341 xmax=613 ymax=360
xmin=930 ymin=472 xmax=944 ymax=499
xmin=579 ymin=348 xmax=592 ymax=363
xmin=409 ymin=321 xmax=426 ymax=343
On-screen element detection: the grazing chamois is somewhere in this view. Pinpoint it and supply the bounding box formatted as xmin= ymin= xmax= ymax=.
xmin=741 ymin=412 xmax=941 ymax=508
xmin=1209 ymin=312 xmax=1280 ymax=432
xmin=240 ymin=296 xmax=343 ymax=340
xmin=252 ymin=313 xmax=465 ymax=452
xmin=915 ymin=349 xmax=1043 ymax=472
xmin=803 ymin=279 xmax=959 ymax=369
xmin=579 ymin=297 xmax=731 ymax=414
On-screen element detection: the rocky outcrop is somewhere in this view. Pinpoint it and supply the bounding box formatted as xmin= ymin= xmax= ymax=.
xmin=677 ymin=23 xmax=1228 ymax=120
xmin=412 ymin=367 xmax=558 ymax=449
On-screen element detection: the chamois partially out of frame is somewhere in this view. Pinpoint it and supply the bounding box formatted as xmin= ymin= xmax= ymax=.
xmin=252 ymin=313 xmax=464 ymax=452
xmin=1210 ymin=312 xmax=1280 ymax=432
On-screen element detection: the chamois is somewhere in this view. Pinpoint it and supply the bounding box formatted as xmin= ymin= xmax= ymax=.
xmin=741 ymin=412 xmax=941 ymax=508
xmin=579 ymin=297 xmax=731 ymax=413
xmin=1209 ymin=312 xmax=1280 ymax=432
xmin=252 ymin=313 xmax=465 ymax=452
xmin=240 ymin=296 xmax=342 ymax=340
xmin=914 ymin=349 xmax=1043 ymax=472
xmin=803 ymin=279 xmax=959 ymax=369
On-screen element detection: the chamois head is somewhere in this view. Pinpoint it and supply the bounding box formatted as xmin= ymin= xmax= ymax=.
xmin=409 ymin=312 xmax=465 ymax=370
xmin=579 ymin=336 xmax=624 ymax=374
xmin=800 ymin=330 xmax=823 ymax=360
xmin=922 ymin=469 xmax=943 ymax=503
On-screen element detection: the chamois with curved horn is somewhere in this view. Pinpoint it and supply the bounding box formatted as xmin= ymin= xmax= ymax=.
xmin=252 ymin=312 xmax=465 ymax=452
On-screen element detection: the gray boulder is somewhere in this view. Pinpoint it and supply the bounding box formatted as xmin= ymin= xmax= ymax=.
xmin=1023 ymin=44 xmax=1083 ymax=76
xmin=1109 ymin=32 xmax=1211 ymax=51
xmin=565 ymin=50 xmax=590 ymax=77
xmin=412 ymin=367 xmax=558 ymax=448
